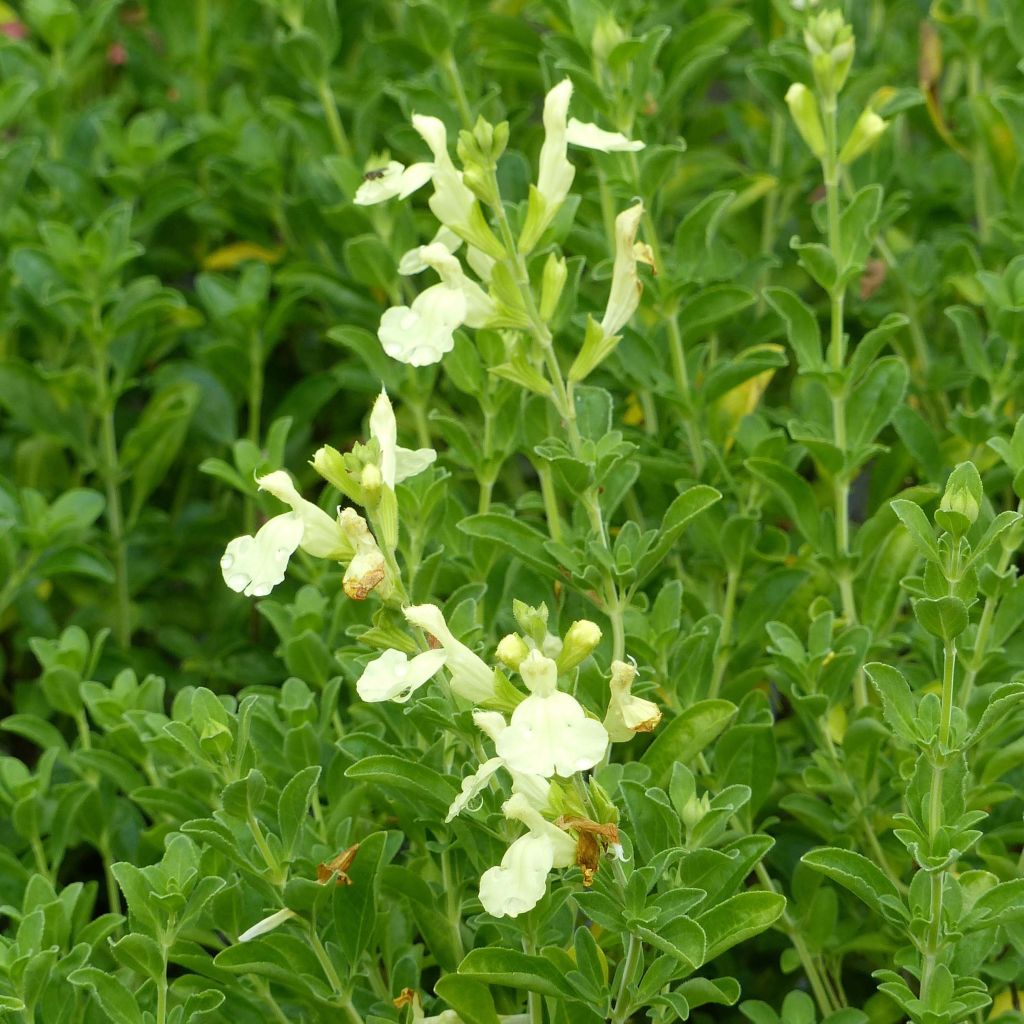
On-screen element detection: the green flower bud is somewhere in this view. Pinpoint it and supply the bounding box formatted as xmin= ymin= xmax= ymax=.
xmin=681 ymin=791 xmax=711 ymax=833
xmin=495 ymin=632 xmax=530 ymax=670
xmin=940 ymin=461 xmax=982 ymax=526
xmin=805 ymin=10 xmax=855 ymax=96
xmin=360 ymin=462 xmax=383 ymax=508
xmin=199 ymin=718 xmax=233 ymax=758
xmin=556 ymin=619 xmax=602 ymax=673
xmin=839 ymin=108 xmax=889 ymax=164
xmin=539 ymin=253 xmax=568 ymax=322
xmin=591 ymin=13 xmax=626 ymax=65
xmin=513 ymin=600 xmax=549 ymax=644
xmin=311 ymin=444 xmax=363 ymax=504
xmin=785 ymin=83 xmax=827 ymax=159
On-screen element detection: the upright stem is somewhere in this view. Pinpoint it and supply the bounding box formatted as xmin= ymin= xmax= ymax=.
xmin=708 ymin=567 xmax=739 ymax=699
xmin=920 ymin=636 xmax=957 ymax=999
xmin=609 ymin=933 xmax=641 ymax=1024
xmin=442 ymin=50 xmax=473 ymax=129
xmin=820 ymin=93 xmax=865 ymax=708
xmin=92 ymin=334 xmax=131 ymax=649
xmin=317 ymin=77 xmax=353 ymax=160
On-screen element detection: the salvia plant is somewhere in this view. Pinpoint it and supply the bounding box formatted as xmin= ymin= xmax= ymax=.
xmin=2 ymin=0 xmax=1024 ymax=1023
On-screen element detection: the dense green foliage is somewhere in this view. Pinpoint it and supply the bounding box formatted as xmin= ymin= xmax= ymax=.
xmin=2 ymin=0 xmax=1024 ymax=1022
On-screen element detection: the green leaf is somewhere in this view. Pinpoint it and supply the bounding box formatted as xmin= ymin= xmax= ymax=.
xmin=345 ymin=755 xmax=457 ymax=810
xmin=913 ymin=596 xmax=969 ymax=642
xmin=891 ymin=499 xmax=940 ymax=563
xmin=678 ymin=286 xmax=755 ymax=343
xmin=846 ymin=357 xmax=908 ymax=451
xmin=963 ymin=879 xmax=1024 ymax=929
xmin=697 ymin=891 xmax=786 ymax=962
xmin=433 ymin=975 xmax=502 ymax=1024
xmin=120 ymin=382 xmax=200 ymax=524
xmin=68 ymin=967 xmax=143 ymax=1024
xmin=745 ymin=458 xmax=820 ymax=548
xmin=277 ymin=765 xmax=321 ymax=860
xmin=332 ymin=831 xmax=394 ymax=973
xmin=457 ymin=948 xmax=577 ymax=999
xmin=641 ymin=699 xmax=737 ymax=786
xmin=801 ymin=847 xmax=906 ymax=922
xmin=636 ymin=485 xmax=721 ymax=582
xmin=110 ymin=933 xmax=165 ymax=981
xmin=864 ymin=663 xmax=919 ymax=743
xmin=457 ymin=513 xmax=562 ymax=579
xmin=763 ymin=286 xmax=823 ymax=373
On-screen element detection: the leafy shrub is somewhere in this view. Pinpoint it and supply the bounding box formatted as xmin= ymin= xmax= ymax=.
xmin=2 ymin=1 xmax=1024 ymax=1023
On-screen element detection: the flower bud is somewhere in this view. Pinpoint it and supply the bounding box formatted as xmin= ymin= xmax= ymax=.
xmin=539 ymin=252 xmax=568 ymax=322
xmin=681 ymin=791 xmax=711 ymax=833
xmin=940 ymin=463 xmax=982 ymax=521
xmin=513 ymin=600 xmax=549 ymax=644
xmin=496 ymin=633 xmax=530 ymax=670
xmin=805 ymin=10 xmax=855 ymax=96
xmin=591 ymin=13 xmax=626 ymax=65
xmin=839 ymin=109 xmax=888 ymax=164
xmin=785 ymin=83 xmax=826 ymax=160
xmin=360 ymin=462 xmax=383 ymax=505
xmin=939 ymin=461 xmax=982 ymax=531
xmin=311 ymin=444 xmax=361 ymax=503
xmin=556 ymin=620 xmax=602 ymax=673
xmin=199 ymin=717 xmax=233 ymax=757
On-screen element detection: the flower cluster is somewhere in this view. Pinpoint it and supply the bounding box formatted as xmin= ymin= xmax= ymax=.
xmin=357 ymin=601 xmax=661 ymax=918
xmin=220 ymin=389 xmax=434 ymax=601
xmin=354 ymin=78 xmax=647 ymax=368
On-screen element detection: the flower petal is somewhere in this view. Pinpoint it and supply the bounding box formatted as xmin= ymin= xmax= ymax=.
xmin=393 ymin=444 xmax=437 ymax=484
xmin=356 ymin=648 xmax=447 ymax=703
xmin=565 ymin=118 xmax=644 ymax=152
xmin=496 ymin=692 xmax=609 ymax=777
xmin=446 ymin=757 xmax=504 ymax=822
xmin=369 ymin=390 xmax=398 ymax=488
xmin=353 ymin=161 xmax=406 ymax=205
xmin=256 ymin=470 xmax=347 ymax=559
xmin=478 ymin=833 xmax=555 ymax=918
xmin=220 ymin=513 xmax=304 ymax=597
xmin=378 ymin=284 xmax=465 ymax=366
xmin=398 ymin=226 xmax=463 ymax=275
xmin=238 ymin=907 xmax=297 ymax=942
xmin=404 ymin=604 xmax=495 ymax=703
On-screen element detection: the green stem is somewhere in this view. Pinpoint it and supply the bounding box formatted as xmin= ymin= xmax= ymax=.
xmin=921 ymin=636 xmax=957 ymax=999
xmin=92 ymin=339 xmax=131 ymax=649
xmin=317 ymin=77 xmax=353 ymax=160
xmin=821 ymin=94 xmax=865 ymax=708
xmin=708 ymin=566 xmax=740 ymax=699
xmin=442 ymin=50 xmax=473 ymax=129
xmin=610 ymin=933 xmax=641 ymax=1024
xmin=756 ymin=862 xmax=838 ymax=1015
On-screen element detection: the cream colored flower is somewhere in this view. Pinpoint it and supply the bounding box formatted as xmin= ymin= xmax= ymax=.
xmin=495 ymin=649 xmax=609 ymax=777
xmin=404 ymin=603 xmax=496 ymax=703
xmin=368 ymin=390 xmax=437 ymax=487
xmin=603 ymin=659 xmax=662 ymax=743
xmin=220 ymin=513 xmax=304 ymax=597
xmin=356 ymin=648 xmax=447 ymax=703
xmin=336 ymin=507 xmax=388 ymax=600
xmin=256 ymin=470 xmax=349 ymax=559
xmin=600 ymin=202 xmax=652 ymax=338
xmin=521 ymin=78 xmax=645 ymax=251
xmin=411 ymin=114 xmax=476 ymax=230
xmin=378 ymin=284 xmax=465 ymax=365
xmin=353 ymin=160 xmax=434 ymax=205
xmin=478 ymin=794 xmax=576 ymax=919
xmin=238 ymin=907 xmax=297 ymax=943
